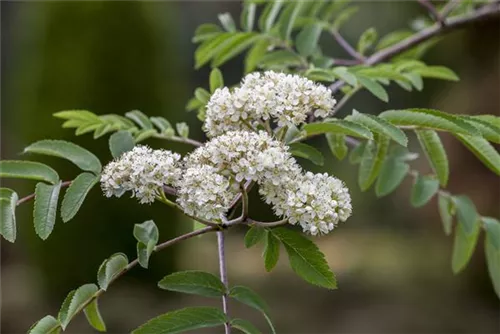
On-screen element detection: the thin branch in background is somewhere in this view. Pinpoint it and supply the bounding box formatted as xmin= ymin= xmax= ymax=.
xmin=332 ymin=58 xmax=363 ymax=66
xmin=217 ymin=230 xmax=231 ymax=334
xmin=418 ymin=0 xmax=445 ymax=26
xmin=247 ymin=218 xmax=289 ymax=227
xmin=330 ymin=29 xmax=366 ymax=62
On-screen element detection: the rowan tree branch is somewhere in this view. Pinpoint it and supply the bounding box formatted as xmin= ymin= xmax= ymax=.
xmin=16 ymin=181 xmax=72 ymax=206
xmin=217 ymin=230 xmax=231 ymax=334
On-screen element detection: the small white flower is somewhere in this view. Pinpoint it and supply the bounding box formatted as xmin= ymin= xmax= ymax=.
xmin=100 ymin=146 xmax=182 ymax=204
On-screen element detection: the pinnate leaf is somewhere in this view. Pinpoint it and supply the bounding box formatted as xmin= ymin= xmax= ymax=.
xmin=158 ymin=270 xmax=225 ymax=297
xmin=0 ymin=161 xmax=59 ymax=185
xmin=61 ymin=173 xmax=99 ymax=222
xmin=109 ymin=131 xmax=135 ymax=158
xmin=410 ymin=174 xmax=439 ymax=207
xmin=28 ymin=315 xmax=61 ymax=334
xmin=346 ymin=110 xmax=407 ymax=146
xmin=97 ymin=253 xmax=128 ymax=291
xmin=84 ymin=299 xmax=106 ymax=332
xmin=34 ymin=182 xmax=62 ymax=240
xmin=326 ymin=133 xmax=348 ymax=160
xmin=209 ymin=68 xmax=224 ymax=93
xmin=375 ymin=152 xmax=409 ymax=197
xmin=0 ymin=188 xmax=18 ymax=242
xmin=416 ymin=129 xmax=449 ymax=186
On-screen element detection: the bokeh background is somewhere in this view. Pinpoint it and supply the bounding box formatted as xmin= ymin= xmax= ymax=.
xmin=1 ymin=1 xmax=499 ymax=333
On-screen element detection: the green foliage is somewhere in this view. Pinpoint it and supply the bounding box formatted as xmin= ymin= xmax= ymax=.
xmin=28 ymin=315 xmax=61 ymax=334
xmin=132 ymin=307 xmax=228 ymax=334
xmin=97 ymin=253 xmax=128 ymax=291
xmin=158 ymin=270 xmax=226 ymax=297
xmin=357 ymin=27 xmax=377 ymax=55
xmin=0 ymin=161 xmax=59 ymax=185
xmin=83 ymin=299 xmax=107 ymax=332
xmin=358 ymin=135 xmax=389 ymax=191
xmin=455 ymin=134 xmax=500 ymax=175
xmin=231 ymin=318 xmax=262 ymax=334
xmin=410 ymin=174 xmax=439 ymax=207
xmin=209 ymin=68 xmax=224 ymax=93
xmin=303 ymin=119 xmax=373 ymax=139
xmin=109 ymin=131 xmax=135 ymax=158
xmin=416 ymin=129 xmax=449 ymax=186
xmin=296 ymin=23 xmax=322 ymax=57
xmin=34 ymin=182 xmax=62 ymax=240
xmin=375 ymin=148 xmax=410 ymax=197
xmin=24 ymin=140 xmax=102 ymax=174
xmin=0 ymin=188 xmax=18 ymax=242
xmin=346 ymin=110 xmax=407 ymax=146
xmin=61 ymin=173 xmax=99 ymax=222
xmin=263 ymin=232 xmax=280 ymax=272
xmin=229 ymin=285 xmax=275 ymax=334
xmin=326 ymin=133 xmax=348 ymax=160
xmin=134 ymin=220 xmax=159 ymax=268
xmin=452 ymin=220 xmax=480 ymax=274
xmin=272 ymin=227 xmax=337 ymax=289
xmin=437 ymin=193 xmax=454 ymax=236
xmin=453 ymin=195 xmax=478 ymax=235
xmin=289 ymin=142 xmax=324 ymax=166
xmin=483 ymin=217 xmax=500 ymax=298
xmin=244 ymin=226 xmax=267 ymax=248
xmin=59 ymin=284 xmax=98 ymax=330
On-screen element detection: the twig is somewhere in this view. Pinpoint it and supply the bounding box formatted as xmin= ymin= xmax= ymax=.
xmin=240 ymin=183 xmax=249 ymax=220
xmin=418 ymin=0 xmax=445 ymax=26
xmin=330 ymin=29 xmax=365 ymax=62
xmin=154 ymin=133 xmax=203 ymax=147
xmin=247 ymin=218 xmax=289 ymax=227
xmin=440 ymin=0 xmax=460 ymax=18
xmin=217 ymin=230 xmax=231 ymax=334
xmin=16 ymin=180 xmax=72 ymax=205
xmin=328 ymin=3 xmax=500 ymax=93
xmin=333 ymin=58 xmax=363 ymax=66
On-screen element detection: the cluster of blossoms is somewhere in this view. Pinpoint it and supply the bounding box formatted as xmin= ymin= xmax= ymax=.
xmin=101 ymin=146 xmax=182 ymax=204
xmin=100 ymin=71 xmax=352 ymax=235
xmin=203 ymin=71 xmax=337 ymax=137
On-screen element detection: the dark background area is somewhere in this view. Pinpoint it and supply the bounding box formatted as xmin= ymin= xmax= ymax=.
xmin=1 ymin=1 xmax=499 ymax=333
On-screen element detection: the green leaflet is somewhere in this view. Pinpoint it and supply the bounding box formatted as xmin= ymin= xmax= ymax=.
xmin=211 ymin=33 xmax=261 ymax=67
xmin=244 ymin=39 xmax=271 ymax=73
xmin=109 ymin=131 xmax=135 ymax=158
xmin=412 ymin=66 xmax=459 ymax=81
xmin=279 ymin=1 xmax=304 ymax=41
xmin=59 ymin=284 xmax=98 ymax=330
xmin=83 ymin=299 xmax=106 ymax=332
xmin=61 ymin=173 xmax=99 ymax=223
xmin=257 ymin=50 xmax=304 ymax=69
xmin=484 ymin=217 xmax=500 ymax=298
xmin=356 ymin=75 xmax=388 ymax=102
xmin=296 ymin=23 xmax=322 ymax=57
xmin=24 ymin=140 xmax=101 ymax=174
xmin=150 ymin=117 xmax=173 ymax=134
xmin=218 ymin=12 xmax=236 ymax=32
xmin=28 ymin=315 xmax=61 ymax=334
xmin=34 ymin=182 xmax=62 ymax=240
xmin=358 ymin=135 xmax=389 ymax=191
xmin=303 ymin=119 xmax=373 ymax=139
xmin=379 ymin=108 xmax=479 ymax=136
xmin=375 ymin=152 xmax=409 ymax=197
xmin=97 ymin=253 xmax=128 ymax=291
xmin=158 ymin=270 xmax=226 ymax=297
xmin=209 ymin=68 xmax=224 ymax=93
xmin=453 ymin=195 xmax=478 ymax=235
xmin=346 ymin=110 xmax=407 ymax=146
xmin=326 ymin=133 xmax=348 ymax=160
xmin=229 ymin=285 xmax=276 ymax=334
xmin=415 ymin=129 xmax=449 ymax=186
xmin=264 ymin=232 xmax=280 ymax=272
xmin=231 ymin=318 xmax=262 ymax=334
xmin=272 ymin=227 xmax=336 ymax=289
xmin=357 ymin=27 xmax=377 ymax=55
xmin=125 ymin=110 xmax=154 ymax=130
xmin=410 ymin=174 xmax=439 ymax=208
xmin=451 ymin=219 xmax=480 ymax=274
xmin=289 ymin=143 xmax=324 ymax=166
xmin=241 ymin=2 xmax=256 ymax=32
xmin=134 ymin=220 xmax=159 ymax=268
xmin=132 ymin=307 xmax=227 ymax=334
xmin=463 ymin=117 xmax=500 ymax=144
xmin=437 ymin=193 xmax=454 ymax=236
xmin=260 ymin=0 xmax=284 ymax=32
xmin=0 ymin=188 xmax=18 ymax=242
xmin=195 ymin=32 xmax=233 ymax=69
xmin=455 ymin=134 xmax=500 ymax=175
xmin=0 ymin=161 xmax=59 ymax=185
xmin=192 ymin=23 xmax=222 ymax=43
xmin=244 ymin=226 xmax=267 ymax=248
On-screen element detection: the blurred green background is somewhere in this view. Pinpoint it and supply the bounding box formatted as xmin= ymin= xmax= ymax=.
xmin=1 ymin=1 xmax=499 ymax=333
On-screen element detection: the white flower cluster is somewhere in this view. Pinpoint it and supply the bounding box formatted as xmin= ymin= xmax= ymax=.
xmin=260 ymin=172 xmax=352 ymax=236
xmin=101 ymin=146 xmax=182 ymax=204
xmin=204 ymin=71 xmax=336 ymax=137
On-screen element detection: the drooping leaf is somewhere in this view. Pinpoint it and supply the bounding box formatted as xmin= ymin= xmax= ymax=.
xmin=416 ymin=129 xmax=449 ymax=186
xmin=379 ymin=109 xmax=480 ymax=136
xmin=0 ymin=161 xmax=59 ymax=185
xmin=356 ymin=75 xmax=389 ymax=102
xmin=84 ymin=299 xmax=106 ymax=332
xmin=61 ymin=173 xmax=99 ymax=223
xmin=451 ymin=220 xmax=480 ymax=274
xmin=34 ymin=182 xmax=62 ymax=240
xmin=97 ymin=253 xmax=128 ymax=291
xmin=375 ymin=153 xmax=409 ymax=197
xmin=134 ymin=220 xmax=159 ymax=268
xmin=437 ymin=193 xmax=454 ymax=236
xmin=244 ymin=226 xmax=267 ymax=248
xmin=303 ymin=119 xmax=373 ymax=139
xmin=289 ymin=143 xmax=324 ymax=166
xmin=125 ymin=110 xmax=154 ymax=130
xmin=0 ymin=188 xmax=18 ymax=242
xmin=453 ymin=195 xmax=478 ymax=235
xmin=231 ymin=318 xmax=261 ymax=334
xmin=132 ymin=307 xmax=227 ymax=334
xmin=264 ymin=232 xmax=280 ymax=272
xmin=229 ymin=286 xmax=275 ymax=334
xmin=483 ymin=217 xmax=500 ymax=298
xmin=326 ymin=133 xmax=348 ymax=160
xmin=158 ymin=270 xmax=226 ymax=297
xmin=410 ymin=174 xmax=439 ymax=207
xmin=60 ymin=284 xmax=98 ymax=329
xmin=346 ymin=110 xmax=407 ymax=146
xmin=24 ymin=140 xmax=101 ymax=174
xmin=462 ymin=117 xmax=500 ymax=144
xmin=28 ymin=315 xmax=61 ymax=334
xmin=455 ymin=134 xmax=500 ymax=175
xmin=358 ymin=135 xmax=389 ymax=191
xmin=209 ymin=68 xmax=224 ymax=93
xmin=109 ymin=131 xmax=135 ymax=158
xmin=296 ymin=23 xmax=322 ymax=57
xmin=412 ymin=66 xmax=459 ymax=81
xmin=272 ymin=227 xmax=336 ymax=289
